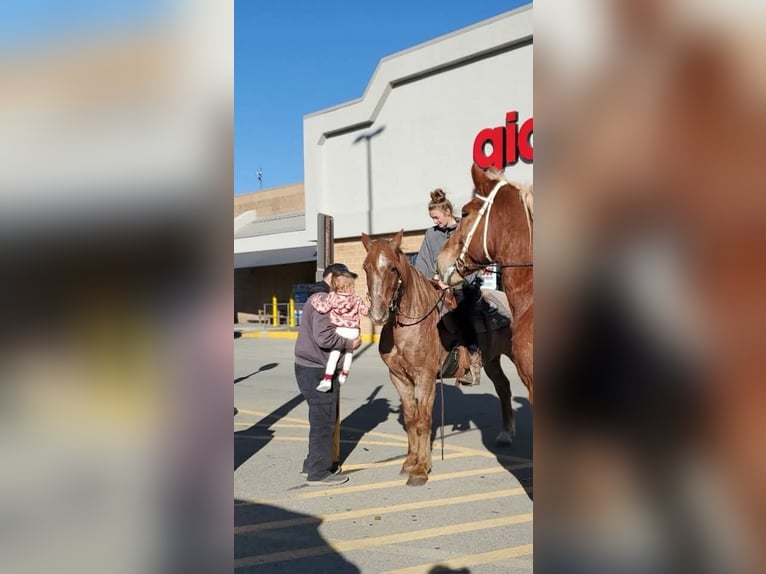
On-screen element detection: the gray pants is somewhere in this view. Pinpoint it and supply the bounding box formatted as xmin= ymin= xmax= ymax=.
xmin=294 ymin=364 xmax=339 ymax=480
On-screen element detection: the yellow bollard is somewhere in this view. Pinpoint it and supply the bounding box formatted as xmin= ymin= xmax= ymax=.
xmin=288 ymin=298 xmax=295 ymax=328
xmin=271 ymin=296 xmax=278 ymax=326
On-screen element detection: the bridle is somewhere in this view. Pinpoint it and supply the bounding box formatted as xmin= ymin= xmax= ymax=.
xmin=447 ymin=180 xmax=533 ymax=279
xmin=379 ymin=265 xmax=446 ymax=327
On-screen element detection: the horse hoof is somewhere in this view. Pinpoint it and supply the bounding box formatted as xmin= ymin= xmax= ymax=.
xmin=496 ymin=431 xmax=514 ymax=446
xmin=406 ymin=474 xmax=428 ymax=487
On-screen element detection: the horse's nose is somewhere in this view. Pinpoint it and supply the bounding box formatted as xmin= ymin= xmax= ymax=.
xmin=441 ymin=265 xmax=456 ymax=285
xmin=369 ymin=309 xmax=387 ymax=325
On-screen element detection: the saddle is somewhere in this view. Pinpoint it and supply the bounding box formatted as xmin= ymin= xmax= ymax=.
xmin=439 ymin=287 xmax=512 ymax=335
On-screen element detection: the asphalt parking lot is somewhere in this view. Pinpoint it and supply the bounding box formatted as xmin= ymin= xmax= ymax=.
xmin=234 ymin=335 xmax=532 ymax=573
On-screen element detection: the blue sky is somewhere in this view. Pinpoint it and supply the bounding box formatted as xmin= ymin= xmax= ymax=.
xmin=235 ymin=1 xmax=529 ymax=195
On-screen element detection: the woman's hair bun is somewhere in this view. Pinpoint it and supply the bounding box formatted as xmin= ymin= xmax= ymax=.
xmin=430 ymin=188 xmax=446 ymax=203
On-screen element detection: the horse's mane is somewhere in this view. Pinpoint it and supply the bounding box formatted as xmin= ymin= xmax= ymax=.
xmin=486 ymin=167 xmax=533 ymax=244
xmin=389 ymin=241 xmax=440 ymax=317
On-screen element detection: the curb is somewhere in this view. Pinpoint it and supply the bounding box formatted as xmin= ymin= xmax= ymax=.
xmin=238 ymin=330 xmax=380 ymax=343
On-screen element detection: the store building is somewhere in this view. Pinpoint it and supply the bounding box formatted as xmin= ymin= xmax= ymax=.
xmin=235 ymin=4 xmax=533 ymax=333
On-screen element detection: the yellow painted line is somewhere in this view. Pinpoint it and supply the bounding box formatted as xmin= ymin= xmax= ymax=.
xmin=234 ymin=409 xmax=309 ymax=425
xmin=439 ymin=441 xmax=533 ymax=464
xmin=234 ymin=421 xmax=308 ymax=429
xmin=296 ymin=464 xmax=531 ymax=500
xmin=382 ymin=544 xmax=533 ymax=574
xmin=239 ymin=331 xmax=380 ymax=342
xmin=235 ymin=435 xmax=411 ymax=449
xmin=234 ymin=411 xmax=530 ymax=462
xmin=235 ymin=487 xmax=528 ymax=534
xmin=234 ymin=513 xmax=532 ymax=568
xmin=241 ymin=330 xmax=298 ymax=339
xmin=341 ymin=451 xmax=472 ymax=472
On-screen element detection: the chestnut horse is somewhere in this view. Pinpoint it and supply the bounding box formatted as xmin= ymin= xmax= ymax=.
xmin=437 ymin=164 xmax=534 ymax=404
xmin=361 ymin=230 xmax=516 ymax=486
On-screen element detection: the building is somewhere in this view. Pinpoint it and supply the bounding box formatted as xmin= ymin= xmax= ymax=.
xmin=235 ymin=5 xmax=533 ymax=333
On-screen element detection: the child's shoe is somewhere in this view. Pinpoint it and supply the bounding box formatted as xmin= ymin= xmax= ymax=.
xmin=316 ymin=375 xmax=332 ymax=392
xmin=338 ymin=371 xmax=349 ymax=385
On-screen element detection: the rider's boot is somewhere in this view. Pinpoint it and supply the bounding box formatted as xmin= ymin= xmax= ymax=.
xmin=458 ymin=348 xmax=482 ymax=386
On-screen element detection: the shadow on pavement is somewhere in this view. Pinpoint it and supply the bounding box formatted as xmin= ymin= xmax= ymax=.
xmin=234 ymin=499 xmax=360 ymax=573
xmin=234 ymin=393 xmax=305 ymax=471
xmin=235 ymin=362 xmax=279 ymax=384
xmin=430 ymin=383 xmax=533 ymax=499
xmin=337 ymin=385 xmax=394 ymax=467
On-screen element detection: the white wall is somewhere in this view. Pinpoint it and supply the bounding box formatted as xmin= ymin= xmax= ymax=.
xmin=304 ymin=5 xmax=533 ymax=239
xmin=236 ymin=5 xmax=533 ymax=266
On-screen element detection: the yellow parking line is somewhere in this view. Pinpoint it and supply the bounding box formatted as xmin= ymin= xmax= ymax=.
xmin=296 ymin=464 xmax=531 ymax=500
xmin=341 ymin=451 xmax=472 ymax=472
xmin=234 ymin=513 xmax=532 ymax=568
xmin=235 ymin=487 xmax=528 ymax=534
xmin=234 ymin=422 xmax=308 ymax=429
xmin=382 ymin=544 xmax=533 ymax=574
xmin=235 ymin=409 xmax=308 ymax=424
xmin=235 ymin=435 xmax=410 ymax=448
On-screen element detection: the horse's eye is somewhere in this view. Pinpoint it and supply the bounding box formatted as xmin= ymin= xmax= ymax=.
xmin=461 ymin=212 xmax=468 ymax=218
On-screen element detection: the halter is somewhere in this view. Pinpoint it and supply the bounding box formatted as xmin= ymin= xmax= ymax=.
xmin=451 ymin=180 xmax=505 ymax=276
xmin=445 ymin=179 xmax=534 ymax=280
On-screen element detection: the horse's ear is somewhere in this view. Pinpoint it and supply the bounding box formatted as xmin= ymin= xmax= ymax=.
xmin=361 ymin=233 xmax=371 ymax=252
xmin=471 ymin=163 xmax=490 ymax=196
xmin=392 ymin=229 xmax=403 ymax=250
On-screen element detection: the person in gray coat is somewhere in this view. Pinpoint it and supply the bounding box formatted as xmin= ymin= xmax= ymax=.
xmin=294 ymin=280 xmax=361 ymax=486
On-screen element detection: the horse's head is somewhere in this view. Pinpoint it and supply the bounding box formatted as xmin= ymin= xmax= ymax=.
xmin=361 ymin=229 xmax=407 ymax=325
xmin=437 ymin=163 xmax=533 ymax=286
xmin=437 ymin=164 xmax=499 ymax=285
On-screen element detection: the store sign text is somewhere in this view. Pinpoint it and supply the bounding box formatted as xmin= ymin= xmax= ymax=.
xmin=473 ymin=111 xmax=533 ymax=170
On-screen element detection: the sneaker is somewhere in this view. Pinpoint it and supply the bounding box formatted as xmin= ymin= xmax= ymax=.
xmin=338 ymin=371 xmax=349 ymax=384
xmin=301 ymin=464 xmax=342 ymax=477
xmin=306 ymin=473 xmax=349 ymax=486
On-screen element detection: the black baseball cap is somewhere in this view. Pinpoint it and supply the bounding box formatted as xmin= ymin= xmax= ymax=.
xmin=322 ymin=263 xmax=358 ymax=279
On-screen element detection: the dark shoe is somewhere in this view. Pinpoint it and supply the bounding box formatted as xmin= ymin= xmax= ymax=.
xmin=301 ymin=465 xmax=342 ymax=477
xmin=306 ymin=473 xmax=349 ymax=486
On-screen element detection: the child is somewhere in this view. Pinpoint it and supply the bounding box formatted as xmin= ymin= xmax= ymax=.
xmin=310 ymin=271 xmax=369 ymax=391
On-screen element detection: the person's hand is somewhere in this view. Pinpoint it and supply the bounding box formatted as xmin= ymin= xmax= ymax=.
xmin=351 ymin=336 xmax=362 ymax=350
xmin=436 ymin=279 xmax=449 ymax=290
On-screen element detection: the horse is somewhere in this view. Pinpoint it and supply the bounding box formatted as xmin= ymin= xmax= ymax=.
xmin=361 ymin=229 xmax=517 ymax=486
xmin=437 ymin=163 xmax=534 ymax=404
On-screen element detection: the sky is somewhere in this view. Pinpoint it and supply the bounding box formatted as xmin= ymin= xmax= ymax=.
xmin=235 ymin=1 xmax=529 ymax=195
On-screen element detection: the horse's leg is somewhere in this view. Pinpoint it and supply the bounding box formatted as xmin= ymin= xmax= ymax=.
xmin=407 ymin=376 xmax=436 ymax=487
xmin=511 ymin=310 xmax=534 ymax=405
xmin=389 ymin=372 xmax=418 ymax=474
xmin=482 ymin=347 xmax=516 ymax=445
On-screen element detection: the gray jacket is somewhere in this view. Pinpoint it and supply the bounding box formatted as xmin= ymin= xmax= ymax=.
xmin=294 ymin=294 xmax=349 ymax=368
xmin=414 ymin=222 xmax=459 ymax=280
